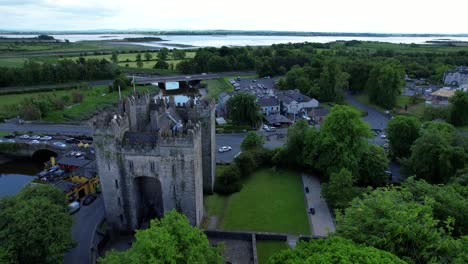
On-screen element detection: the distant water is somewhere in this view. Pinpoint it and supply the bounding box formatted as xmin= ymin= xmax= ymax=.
xmin=2 ymin=34 xmax=468 ymax=48
xmin=0 ymin=159 xmax=43 ymax=198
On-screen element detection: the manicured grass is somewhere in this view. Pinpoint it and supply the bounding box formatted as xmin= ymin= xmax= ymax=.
xmin=0 ymin=131 xmax=12 ymax=136
xmin=220 ymin=168 xmax=310 ymax=235
xmin=204 ymin=194 xmax=228 ymax=217
xmin=203 ymin=75 xmax=257 ymax=101
xmin=256 ymin=241 xmax=289 ymax=264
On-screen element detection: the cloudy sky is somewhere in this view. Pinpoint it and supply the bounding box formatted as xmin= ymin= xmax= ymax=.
xmin=0 ymin=0 xmax=467 ymax=33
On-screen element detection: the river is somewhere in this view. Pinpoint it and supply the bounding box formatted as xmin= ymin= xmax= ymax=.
xmin=0 ymin=158 xmax=43 ymax=198
xmin=1 ymin=34 xmax=468 ymax=48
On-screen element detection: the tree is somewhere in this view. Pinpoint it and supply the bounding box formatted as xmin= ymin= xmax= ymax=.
xmin=0 ymin=185 xmax=73 ymax=264
xmin=234 ymin=151 xmax=257 ymax=178
xmin=311 ymin=105 xmax=372 ymax=176
xmin=226 ymin=92 xmax=261 ymax=127
xmin=283 ymin=119 xmax=310 ymax=167
xmin=269 ymin=236 xmax=406 ymax=264
xmin=336 ymin=187 xmax=464 ymax=263
xmin=144 ymin=52 xmax=152 ymax=61
xmin=403 ymin=123 xmax=467 ymax=183
xmin=366 ymin=63 xmax=404 ymax=109
xmin=321 ymin=168 xmax=361 ymax=209
xmin=214 ymin=165 xmax=242 ymax=195
xmin=449 ymin=90 xmax=468 ymax=126
xmin=172 ymin=49 xmax=186 ymax=60
xmin=154 ymin=59 xmax=169 ymax=70
xmin=111 ymin=52 xmax=118 ymax=63
xmin=357 ymin=144 xmax=389 ymax=187
xmin=240 ymin=131 xmax=265 ymax=151
xmin=111 ymin=73 xmax=131 ymax=93
xmin=386 ymin=115 xmax=421 ymax=158
xmin=158 ymin=48 xmax=169 ymax=60
xmin=136 ymin=60 xmax=144 ymax=68
xmin=99 ymin=210 xmax=223 ymax=264
xmin=135 ymin=53 xmax=142 ymax=62
xmin=176 ymin=60 xmax=196 ymax=74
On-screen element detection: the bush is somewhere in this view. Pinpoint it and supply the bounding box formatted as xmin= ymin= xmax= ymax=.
xmin=214 ymin=165 xmax=242 ymax=195
xmin=234 ymin=152 xmax=257 ymax=178
xmin=71 ymin=90 xmax=85 ymax=103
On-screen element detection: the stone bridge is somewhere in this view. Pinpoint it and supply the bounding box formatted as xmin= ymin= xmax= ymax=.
xmin=0 ymin=142 xmax=70 ymax=160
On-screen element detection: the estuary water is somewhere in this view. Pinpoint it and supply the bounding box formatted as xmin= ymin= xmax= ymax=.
xmin=1 ymin=34 xmax=468 ymax=48
xmin=0 ymin=159 xmax=43 ymax=198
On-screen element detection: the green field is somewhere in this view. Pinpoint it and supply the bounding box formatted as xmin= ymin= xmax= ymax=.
xmin=0 ymin=85 xmax=158 ymax=122
xmin=202 ymin=75 xmax=257 ymax=100
xmin=256 ymin=241 xmax=289 ymax=264
xmin=337 ymin=41 xmax=468 ymax=54
xmin=354 ymin=93 xmax=426 ymax=117
xmin=212 ymin=168 xmax=309 ymax=235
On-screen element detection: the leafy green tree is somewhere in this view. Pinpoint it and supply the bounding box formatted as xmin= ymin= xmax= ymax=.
xmin=154 ymin=59 xmax=169 ymax=69
xmin=176 ymin=60 xmax=196 ymax=74
xmin=357 ymin=144 xmax=389 ymax=187
xmin=157 ymin=48 xmax=169 ymax=60
xmin=136 ymin=60 xmax=144 ymax=68
xmin=269 ymin=236 xmax=406 ymax=264
xmin=386 ymin=115 xmax=421 ymax=158
xmin=172 ymin=49 xmax=186 ymax=60
xmin=144 ymin=52 xmax=153 ymax=61
xmin=111 ymin=73 xmax=131 ymax=93
xmin=282 ymin=119 xmax=310 ymax=167
xmin=135 ymin=53 xmax=142 ymax=61
xmin=402 ymin=177 xmax=468 ymax=237
xmin=214 ymin=165 xmax=242 ymax=195
xmin=240 ymin=131 xmax=265 ymax=151
xmin=449 ymin=90 xmax=468 ymax=126
xmin=111 ymin=52 xmax=118 ymax=63
xmin=0 ymin=185 xmax=73 ymax=264
xmin=311 ymin=105 xmax=372 ymax=175
xmin=366 ymin=63 xmax=404 ymax=109
xmin=234 ymin=151 xmax=257 ymax=178
xmin=336 ymin=187 xmax=463 ymax=263
xmin=321 ymin=168 xmax=362 ymax=209
xmin=99 ymin=210 xmax=223 ymax=264
xmin=227 ymin=92 xmax=261 ymax=127
xmin=403 ymin=123 xmax=467 ymax=183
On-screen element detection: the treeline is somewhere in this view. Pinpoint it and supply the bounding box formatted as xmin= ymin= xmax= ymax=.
xmin=0 ymin=58 xmax=118 ymax=87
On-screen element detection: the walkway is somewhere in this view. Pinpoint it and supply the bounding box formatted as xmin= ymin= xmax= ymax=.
xmin=301 ymin=173 xmax=335 ymax=237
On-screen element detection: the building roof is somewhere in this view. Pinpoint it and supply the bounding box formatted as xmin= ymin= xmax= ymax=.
xmin=56 ymin=156 xmax=93 ymax=168
xmin=73 ymin=161 xmax=97 ymax=179
xmin=264 ymin=114 xmax=293 ymax=125
xmin=124 ymin=131 xmax=159 ymax=145
xmin=258 ymin=97 xmax=280 ymax=107
xmin=309 ymin=107 xmax=330 ymax=117
xmin=54 ymin=180 xmax=76 ymax=193
xmin=431 ymin=89 xmax=455 ymax=98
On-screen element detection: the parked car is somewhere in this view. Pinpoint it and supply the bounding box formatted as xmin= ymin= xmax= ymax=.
xmin=30 ymin=140 xmax=40 ymax=144
xmin=30 ymin=135 xmax=41 ymax=140
xmin=53 ymin=142 xmax=67 ymax=148
xmin=380 ymin=133 xmax=387 ymax=139
xmin=385 ymin=170 xmax=393 ymax=181
xmin=218 ymin=146 xmax=232 ymax=153
xmin=83 ymin=194 xmax=97 ymax=206
xmin=4 ymin=134 xmax=15 ymax=139
xmin=40 ymin=136 xmax=52 ymax=141
xmin=68 ymin=201 xmax=80 ymax=214
xmin=18 ymin=134 xmax=30 ymax=139
xmin=5 ymin=139 xmax=15 ymax=143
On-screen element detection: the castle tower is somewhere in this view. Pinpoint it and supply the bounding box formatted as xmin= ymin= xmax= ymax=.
xmin=93 ymin=93 xmax=208 ymax=231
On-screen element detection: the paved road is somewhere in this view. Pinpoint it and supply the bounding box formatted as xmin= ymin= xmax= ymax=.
xmin=302 ymin=173 xmax=335 ymax=237
xmin=0 ymin=122 xmax=92 ymax=136
xmin=64 ymin=195 xmax=104 ymax=264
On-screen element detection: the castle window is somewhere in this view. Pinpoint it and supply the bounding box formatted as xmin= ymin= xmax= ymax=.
xmin=129 ymin=161 xmax=134 ymax=171
xmin=115 ymin=179 xmax=119 ymax=189
xmin=107 ymin=163 xmax=110 ymax=171
xmin=118 ymin=197 xmax=121 ymax=207
xmin=150 ymin=162 xmax=155 ymax=172
xmin=119 ymin=214 xmax=123 ymax=224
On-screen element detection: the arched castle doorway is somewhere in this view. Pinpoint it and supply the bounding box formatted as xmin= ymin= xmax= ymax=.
xmin=134 ymin=176 xmax=164 ymax=228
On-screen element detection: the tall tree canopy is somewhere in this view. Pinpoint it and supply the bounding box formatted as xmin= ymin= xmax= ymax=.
xmin=366 ymin=62 xmax=404 ymax=109
xmin=240 ymin=131 xmax=265 ymax=151
xmin=0 ymin=184 xmax=73 ymax=264
xmin=321 ymin=168 xmax=362 ymax=209
xmin=386 ymin=115 xmax=421 ymax=158
xmin=449 ymin=90 xmax=468 ymax=126
xmin=269 ymin=236 xmax=406 ymax=264
xmin=227 ymin=92 xmax=261 ymax=126
xmin=99 ymin=210 xmax=223 ymax=264
xmin=357 ymin=143 xmax=389 ymax=187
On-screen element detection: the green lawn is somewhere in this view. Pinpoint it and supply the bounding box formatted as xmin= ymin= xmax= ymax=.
xmin=203 ymin=75 xmax=257 ymax=101
xmin=256 ymin=241 xmax=289 ymax=264
xmin=219 ymin=168 xmax=310 ymax=235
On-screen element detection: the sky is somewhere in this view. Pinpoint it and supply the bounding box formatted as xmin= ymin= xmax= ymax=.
xmin=0 ymin=0 xmax=467 ymax=34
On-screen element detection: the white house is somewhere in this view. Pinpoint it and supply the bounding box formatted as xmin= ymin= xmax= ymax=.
xmin=258 ymin=97 xmax=280 ymax=115
xmin=275 ymin=90 xmax=319 ymax=115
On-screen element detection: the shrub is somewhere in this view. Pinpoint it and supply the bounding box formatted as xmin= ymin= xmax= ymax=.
xmin=234 ymin=152 xmax=257 ymax=178
xmin=214 ymin=165 xmax=242 ymax=195
xmin=71 ymin=90 xmax=84 ymax=103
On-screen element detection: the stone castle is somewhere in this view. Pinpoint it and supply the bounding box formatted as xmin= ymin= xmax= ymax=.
xmin=93 ymin=92 xmax=215 ymax=231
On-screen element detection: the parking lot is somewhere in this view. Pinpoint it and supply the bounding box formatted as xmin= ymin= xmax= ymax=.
xmin=229 ymin=77 xmax=277 ymax=99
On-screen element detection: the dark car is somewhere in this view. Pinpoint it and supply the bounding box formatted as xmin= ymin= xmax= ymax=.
xmin=83 ymin=194 xmax=97 ymax=206
xmin=4 ymin=134 xmax=15 ymax=139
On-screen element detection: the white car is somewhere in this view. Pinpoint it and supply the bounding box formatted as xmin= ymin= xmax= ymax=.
xmin=218 ymin=146 xmax=232 ymax=153
xmin=30 ymin=135 xmax=41 ymax=140
xmin=18 ymin=134 xmax=30 ymax=139
xmin=30 ymin=140 xmax=40 ymax=144
xmin=40 ymin=136 xmax=52 ymax=141
xmin=53 ymin=142 xmax=67 ymax=148
xmin=380 ymin=133 xmax=387 ymax=139
xmin=5 ymin=139 xmax=15 ymax=143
